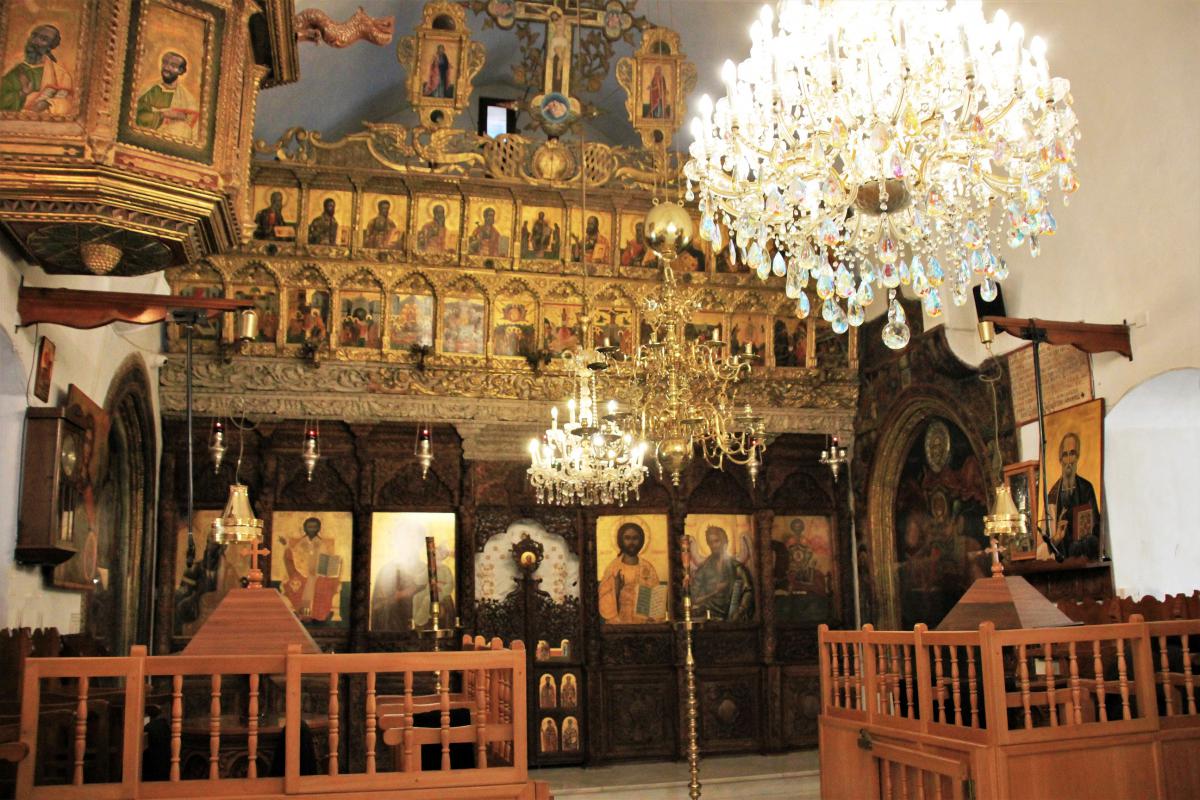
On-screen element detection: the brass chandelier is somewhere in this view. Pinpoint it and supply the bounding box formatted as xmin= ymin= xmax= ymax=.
xmin=615 ymin=202 xmax=767 ymax=488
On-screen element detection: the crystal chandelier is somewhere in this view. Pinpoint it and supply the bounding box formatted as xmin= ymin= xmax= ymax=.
xmin=617 ymin=202 xmax=767 ymax=487
xmin=527 ymin=333 xmax=649 ymax=506
xmin=685 ymin=0 xmax=1080 ymax=350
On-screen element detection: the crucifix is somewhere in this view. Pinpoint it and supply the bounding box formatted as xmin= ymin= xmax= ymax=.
xmin=485 ymin=0 xmax=634 ymax=100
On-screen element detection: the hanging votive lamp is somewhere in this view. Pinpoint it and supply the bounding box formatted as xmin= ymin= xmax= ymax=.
xmin=415 ymin=423 xmax=434 ymax=480
xmin=211 ymin=483 xmax=264 ymax=545
xmin=302 ymin=422 xmax=320 ymax=482
xmin=208 ymin=419 xmax=226 ymax=474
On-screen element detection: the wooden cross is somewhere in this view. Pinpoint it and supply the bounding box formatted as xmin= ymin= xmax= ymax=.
xmin=240 ymin=538 xmax=271 ymax=589
xmin=485 ymin=0 xmax=634 ymax=99
xmin=985 ymin=535 xmax=1006 ymax=578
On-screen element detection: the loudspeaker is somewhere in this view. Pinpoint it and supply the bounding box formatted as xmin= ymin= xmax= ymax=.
xmin=972 ymin=283 xmax=1007 ymax=321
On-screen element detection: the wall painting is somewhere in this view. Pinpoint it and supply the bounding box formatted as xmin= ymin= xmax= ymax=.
xmin=270 ymin=511 xmax=353 ymax=626
xmin=595 ymin=514 xmax=669 ymax=624
xmin=684 ymin=514 xmax=756 ymax=622
xmin=369 ymin=511 xmax=456 ymax=632
xmin=771 ymin=515 xmax=835 ymax=624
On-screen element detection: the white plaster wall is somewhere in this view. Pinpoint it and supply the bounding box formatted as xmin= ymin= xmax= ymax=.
xmin=0 ymin=241 xmax=165 ymax=631
xmin=924 ymin=1 xmax=1200 ymax=590
xmin=1103 ymin=369 xmax=1200 ymax=598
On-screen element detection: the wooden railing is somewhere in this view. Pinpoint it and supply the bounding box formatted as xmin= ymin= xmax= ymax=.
xmin=820 ymin=618 xmax=1200 ymax=799
xmin=13 ymin=637 xmax=535 ymax=799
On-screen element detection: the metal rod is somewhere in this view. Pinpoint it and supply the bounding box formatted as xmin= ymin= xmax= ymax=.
xmin=184 ymin=318 xmax=196 ymax=569
xmin=1029 ymin=327 xmax=1063 ymax=561
xmin=845 ymin=456 xmax=862 ymax=629
xmin=683 ymin=592 xmax=701 ymax=799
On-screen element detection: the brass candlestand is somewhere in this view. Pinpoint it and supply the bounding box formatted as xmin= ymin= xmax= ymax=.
xmin=677 ymin=532 xmax=707 ymax=799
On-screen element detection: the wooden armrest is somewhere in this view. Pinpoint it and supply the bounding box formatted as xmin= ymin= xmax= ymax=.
xmin=0 ymin=740 xmax=29 ymax=763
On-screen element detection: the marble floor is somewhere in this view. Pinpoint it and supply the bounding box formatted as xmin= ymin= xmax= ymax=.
xmin=531 ymin=750 xmax=821 ymax=800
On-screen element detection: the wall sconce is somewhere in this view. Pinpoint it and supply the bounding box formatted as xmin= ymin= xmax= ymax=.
xmin=208 ymin=419 xmax=226 ymax=474
xmin=414 ymin=423 xmax=434 ymax=480
xmin=302 ymin=421 xmax=320 ymax=481
xmin=219 ymin=308 xmax=259 ymax=362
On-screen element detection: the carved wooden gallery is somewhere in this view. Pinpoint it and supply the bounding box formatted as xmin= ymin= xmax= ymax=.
xmin=0 ymin=1 xmax=1196 ymax=799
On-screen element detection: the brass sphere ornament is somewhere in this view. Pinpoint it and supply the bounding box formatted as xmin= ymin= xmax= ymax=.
xmin=644 ymin=201 xmax=693 ymax=259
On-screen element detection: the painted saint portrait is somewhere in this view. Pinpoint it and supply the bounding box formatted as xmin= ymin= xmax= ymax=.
xmin=561 ymin=716 xmax=580 ymax=752
xmin=1 ymin=1 xmax=81 ymax=117
xmin=684 ymin=514 xmax=756 ymax=622
xmin=285 ymin=287 xmax=330 ymax=347
xmin=596 ymin=514 xmax=670 ymax=624
xmin=171 ymin=264 xmax=223 ymax=343
xmin=492 ymin=295 xmax=536 ymax=358
xmin=591 ymin=305 xmax=635 ymax=356
xmin=251 ymin=186 xmax=298 ymax=241
xmin=53 ymin=387 xmax=112 ymax=592
xmin=420 ymin=40 xmax=457 ymax=99
xmin=773 ymin=315 xmax=809 ymax=368
xmin=519 ymin=206 xmax=564 ymax=261
xmin=569 ymin=211 xmax=613 ymax=265
xmin=539 ymin=718 xmax=559 ymax=754
xmin=134 ymin=49 xmax=200 ymax=141
xmin=618 ymin=213 xmax=657 ymax=268
xmin=641 ymin=61 xmax=672 ymax=120
xmin=306 ymin=191 xmax=352 ymax=247
xmin=270 ymin=511 xmax=353 ymax=626
xmin=440 ymin=295 xmax=485 ymax=355
xmin=361 ymin=193 xmax=407 ymax=250
xmin=369 ymin=512 xmax=456 ymax=632
xmin=771 ymin=516 xmax=835 ymax=624
xmin=338 ymin=292 xmax=382 ymax=349
xmin=1042 ymin=399 xmax=1104 ymax=561
xmin=814 ymin=319 xmax=850 ymax=368
xmin=538 ymin=674 xmax=557 ymax=709
xmin=414 ymin=197 xmax=460 ymax=257
xmin=895 ymin=417 xmax=990 ymax=629
xmin=730 ymin=314 xmax=768 ymax=361
xmin=388 ymin=292 xmax=434 ymax=350
xmin=542 ymin=302 xmax=583 ymax=357
xmin=683 ymin=311 xmax=725 ymax=351
xmin=560 ymin=674 xmax=578 ymax=709
xmin=465 ymin=199 xmax=512 ymax=261
xmin=34 ymin=336 xmax=54 ymax=402
xmin=230 ymin=265 xmax=280 ymax=345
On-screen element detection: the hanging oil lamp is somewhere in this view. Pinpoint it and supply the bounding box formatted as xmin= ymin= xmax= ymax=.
xmin=302 ymin=420 xmax=320 ymax=482
xmin=415 ymin=423 xmax=434 ymax=480
xmin=208 ymin=418 xmax=226 ymax=474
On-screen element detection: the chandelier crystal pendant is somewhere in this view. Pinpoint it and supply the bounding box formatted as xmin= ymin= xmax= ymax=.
xmin=527 ymin=334 xmax=649 ymax=506
xmin=685 ymin=0 xmax=1080 ymax=349
xmin=620 ymin=202 xmax=768 ymax=487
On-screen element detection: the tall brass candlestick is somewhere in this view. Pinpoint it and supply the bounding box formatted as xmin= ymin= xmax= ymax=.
xmin=681 ymin=533 xmax=702 ymax=799
xmin=425 ymin=536 xmax=440 ymax=607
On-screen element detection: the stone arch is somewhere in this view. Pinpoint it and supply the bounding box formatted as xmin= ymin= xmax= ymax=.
xmin=864 ymin=387 xmax=990 ymax=629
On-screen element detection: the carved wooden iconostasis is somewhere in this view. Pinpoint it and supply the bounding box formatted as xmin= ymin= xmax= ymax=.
xmin=154 ymin=418 xmax=850 ymax=767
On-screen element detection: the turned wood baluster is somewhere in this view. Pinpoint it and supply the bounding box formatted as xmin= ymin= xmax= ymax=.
xmin=881 ymin=758 xmax=893 ymax=799
xmin=328 ymin=672 xmax=339 ymax=776
xmin=1116 ymin=638 xmax=1132 ymax=720
xmin=248 ymin=673 xmax=260 ymax=779
xmin=1068 ymin=642 xmax=1083 ymax=725
xmin=1044 ymin=643 xmax=1058 ymax=727
xmin=888 ymin=645 xmax=901 ymax=716
xmin=365 ymin=671 xmax=377 ymax=774
xmin=902 ymin=645 xmax=915 ymax=719
xmin=933 ymin=772 xmax=944 ymax=800
xmin=440 ymin=672 xmax=452 ymax=770
xmin=403 ymin=671 xmax=415 ymax=772
xmin=899 ymin=764 xmax=910 ymax=800
xmin=170 ymin=674 xmax=183 ymax=781
xmin=1158 ymin=635 xmax=1175 ymax=717
xmin=474 ymin=668 xmax=488 ymax=768
xmin=933 ymin=646 xmax=946 ymax=722
xmin=876 ymin=644 xmax=888 ymax=714
xmin=1093 ymin=640 xmax=1108 ymax=722
xmin=827 ymin=643 xmax=838 ymax=708
xmin=834 ymin=643 xmax=844 ymax=708
xmin=916 ymin=768 xmax=927 ymax=800
xmin=209 ymin=673 xmax=221 ymax=780
xmin=950 ymin=645 xmax=963 ymax=727
xmin=1018 ymin=645 xmax=1033 ymax=729
xmin=967 ymin=648 xmax=979 ymax=728
xmin=73 ymin=676 xmax=88 ymax=786
xmin=1183 ymin=635 xmax=1197 ymax=715
xmin=850 ymin=642 xmax=861 ymax=709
